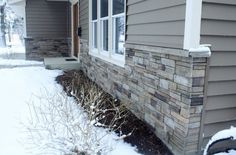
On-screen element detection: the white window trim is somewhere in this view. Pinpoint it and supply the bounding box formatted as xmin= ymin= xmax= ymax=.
xmin=89 ymin=0 xmax=126 ymax=67
xmin=184 ymin=0 xmax=203 ymax=50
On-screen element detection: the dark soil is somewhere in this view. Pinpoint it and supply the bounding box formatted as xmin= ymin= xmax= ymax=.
xmin=56 ymin=70 xmax=173 ymax=155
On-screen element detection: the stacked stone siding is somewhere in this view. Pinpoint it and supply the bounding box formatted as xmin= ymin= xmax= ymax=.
xmin=25 ymin=37 xmax=70 ymax=61
xmin=79 ymin=40 xmax=207 ymax=155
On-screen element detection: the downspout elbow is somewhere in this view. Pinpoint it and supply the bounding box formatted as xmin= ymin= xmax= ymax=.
xmin=189 ymin=44 xmax=211 ymax=57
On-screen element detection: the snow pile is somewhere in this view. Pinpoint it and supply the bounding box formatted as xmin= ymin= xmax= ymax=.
xmin=204 ymin=126 xmax=236 ymax=155
xmin=0 ymin=66 xmax=141 ymax=155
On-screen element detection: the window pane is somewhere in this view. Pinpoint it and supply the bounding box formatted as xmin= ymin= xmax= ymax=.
xmin=100 ymin=0 xmax=108 ymax=18
xmin=113 ymin=16 xmax=124 ymax=55
xmin=102 ymin=20 xmax=109 ymax=51
xmin=92 ymin=22 xmax=97 ymax=48
xmin=92 ymin=0 xmax=97 ymax=20
xmin=113 ymin=0 xmax=124 ymax=15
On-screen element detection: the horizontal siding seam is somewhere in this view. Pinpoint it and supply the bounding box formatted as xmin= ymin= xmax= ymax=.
xmin=127 ymin=0 xmax=145 ymax=6
xmin=203 ymin=2 xmax=236 ymax=6
xmin=127 ymin=4 xmax=186 ymax=16
xmin=127 ymin=19 xmax=185 ymax=26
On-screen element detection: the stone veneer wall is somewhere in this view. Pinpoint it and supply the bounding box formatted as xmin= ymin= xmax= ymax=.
xmin=79 ymin=40 xmax=207 ymax=155
xmin=25 ymin=37 xmax=71 ymax=61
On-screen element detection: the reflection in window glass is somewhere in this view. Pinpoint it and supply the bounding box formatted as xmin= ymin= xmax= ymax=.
xmin=102 ymin=20 xmax=108 ymax=51
xmin=92 ymin=0 xmax=97 ymax=20
xmin=100 ymin=0 xmax=108 ymax=18
xmin=113 ymin=0 xmax=124 ymax=15
xmin=92 ymin=22 xmax=97 ymax=48
xmin=113 ymin=16 xmax=124 ymax=55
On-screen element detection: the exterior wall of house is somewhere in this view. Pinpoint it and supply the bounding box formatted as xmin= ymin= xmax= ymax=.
xmin=199 ymin=0 xmax=236 ymax=151
xmin=78 ymin=1 xmax=208 ymax=154
xmin=25 ymin=0 xmax=71 ymax=60
xmin=80 ymin=39 xmax=207 ymax=155
xmin=126 ymin=0 xmax=186 ymax=49
xmin=25 ymin=38 xmax=70 ymax=61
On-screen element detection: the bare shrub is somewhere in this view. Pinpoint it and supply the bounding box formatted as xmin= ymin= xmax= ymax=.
xmin=70 ymin=72 xmax=130 ymax=133
xmin=23 ymin=80 xmax=130 ymax=155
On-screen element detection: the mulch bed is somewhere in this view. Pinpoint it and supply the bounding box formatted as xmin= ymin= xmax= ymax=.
xmin=56 ymin=70 xmax=173 ymax=155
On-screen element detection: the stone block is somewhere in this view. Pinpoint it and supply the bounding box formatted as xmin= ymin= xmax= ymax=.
xmin=174 ymin=75 xmax=190 ymax=87
xmin=161 ymin=102 xmax=170 ymax=115
xmin=190 ymin=97 xmax=204 ymax=106
xmin=176 ymin=65 xmax=191 ymax=77
xmin=176 ymin=61 xmax=191 ymax=67
xmin=169 ymin=81 xmax=177 ymax=90
xmin=159 ymin=70 xmax=174 ymax=80
xmin=131 ymin=93 xmax=139 ymax=101
xmin=180 ymin=107 xmax=190 ymax=118
xmin=164 ymin=116 xmax=175 ymax=129
xmin=189 ymin=122 xmax=200 ymax=129
xmin=170 ymin=91 xmax=181 ymax=101
xmin=160 ymin=79 xmax=169 ymax=90
xmin=192 ymin=69 xmax=205 ymax=77
xmin=150 ymin=98 xmax=161 ymax=111
xmin=154 ymin=91 xmax=169 ymax=103
xmin=171 ymin=111 xmax=189 ymax=124
xmin=192 ymin=77 xmax=205 ymax=87
xmin=192 ymin=87 xmax=204 ymax=93
xmin=161 ymin=58 xmax=175 ymax=67
xmin=189 ymin=116 xmax=201 ymax=123
xmin=165 ymin=66 xmax=175 ymax=74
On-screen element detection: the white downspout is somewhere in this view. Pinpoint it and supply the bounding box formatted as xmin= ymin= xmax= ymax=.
xmin=184 ymin=0 xmax=211 ymax=57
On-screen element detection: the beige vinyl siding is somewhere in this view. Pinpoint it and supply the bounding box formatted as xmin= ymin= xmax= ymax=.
xmin=26 ymin=0 xmax=70 ymax=38
xmin=79 ymin=0 xmax=89 ymax=40
xmin=200 ymin=0 xmax=236 ymax=150
xmin=126 ymin=0 xmax=186 ymax=49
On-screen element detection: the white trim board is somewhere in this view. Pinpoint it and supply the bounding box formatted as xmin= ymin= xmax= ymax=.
xmin=184 ymin=0 xmax=203 ymax=50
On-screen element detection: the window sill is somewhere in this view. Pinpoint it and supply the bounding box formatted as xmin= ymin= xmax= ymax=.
xmin=89 ymin=50 xmax=125 ymax=67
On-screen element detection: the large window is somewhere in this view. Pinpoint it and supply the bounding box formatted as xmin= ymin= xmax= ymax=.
xmin=90 ymin=0 xmax=125 ymax=67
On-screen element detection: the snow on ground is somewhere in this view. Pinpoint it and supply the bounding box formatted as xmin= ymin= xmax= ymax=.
xmin=0 ymin=58 xmax=141 ymax=155
xmin=214 ymin=150 xmax=236 ymax=155
xmin=0 ymin=34 xmax=25 ymax=55
xmin=0 ymin=58 xmax=43 ymax=66
xmin=0 ymin=45 xmax=25 ymax=55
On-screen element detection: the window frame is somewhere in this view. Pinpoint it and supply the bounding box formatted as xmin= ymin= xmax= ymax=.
xmin=89 ymin=0 xmax=126 ymax=67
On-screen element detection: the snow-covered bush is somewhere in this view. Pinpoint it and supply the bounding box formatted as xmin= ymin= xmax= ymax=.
xmin=23 ymin=86 xmax=130 ymax=155
xmin=204 ymin=127 xmax=236 ymax=155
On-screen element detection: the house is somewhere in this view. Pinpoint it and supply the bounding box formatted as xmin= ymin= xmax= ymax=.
xmin=22 ymin=0 xmax=236 ymax=155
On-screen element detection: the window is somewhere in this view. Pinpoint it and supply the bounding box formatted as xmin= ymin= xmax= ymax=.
xmin=92 ymin=0 xmax=98 ymax=49
xmin=112 ymin=0 xmax=125 ymax=55
xmin=100 ymin=0 xmax=109 ymax=52
xmin=89 ymin=0 xmax=126 ymax=67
